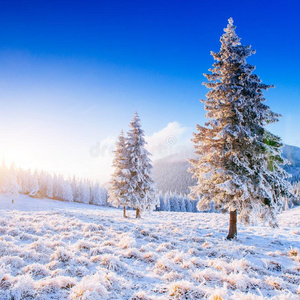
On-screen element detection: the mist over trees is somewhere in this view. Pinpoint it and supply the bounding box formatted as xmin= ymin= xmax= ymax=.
xmin=152 ymin=153 xmax=196 ymax=194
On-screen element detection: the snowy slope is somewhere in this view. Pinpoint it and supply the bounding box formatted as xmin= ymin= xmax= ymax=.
xmin=0 ymin=194 xmax=299 ymax=299
xmin=153 ymin=144 xmax=300 ymax=193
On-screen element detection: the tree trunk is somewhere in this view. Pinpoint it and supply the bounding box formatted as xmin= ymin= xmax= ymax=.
xmin=123 ymin=206 xmax=127 ymax=218
xmin=136 ymin=208 xmax=141 ymax=219
xmin=227 ymin=210 xmax=237 ymax=240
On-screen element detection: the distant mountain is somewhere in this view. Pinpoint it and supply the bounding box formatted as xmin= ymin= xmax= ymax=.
xmin=282 ymin=144 xmax=300 ymax=181
xmin=153 ymin=144 xmax=300 ymax=194
xmin=153 ymin=152 xmax=195 ymax=194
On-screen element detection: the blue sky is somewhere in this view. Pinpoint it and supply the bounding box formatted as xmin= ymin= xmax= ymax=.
xmin=0 ymin=0 xmax=299 ymax=181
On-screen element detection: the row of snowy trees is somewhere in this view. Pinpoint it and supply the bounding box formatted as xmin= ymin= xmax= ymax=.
xmin=157 ymin=192 xmax=199 ymax=213
xmin=157 ymin=181 xmax=300 ymax=213
xmin=0 ymin=160 xmax=107 ymax=205
xmin=108 ymin=113 xmax=157 ymax=218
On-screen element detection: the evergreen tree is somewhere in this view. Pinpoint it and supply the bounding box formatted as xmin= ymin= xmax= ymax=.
xmin=52 ymin=174 xmax=59 ymax=199
xmin=0 ymin=158 xmax=7 ymax=188
xmin=71 ymin=176 xmax=79 ymax=202
xmin=126 ymin=113 xmax=156 ymax=218
xmin=99 ymin=186 xmax=108 ymax=205
xmin=61 ymin=179 xmax=73 ymax=202
xmin=92 ymin=183 xmax=107 ymax=205
xmin=178 ymin=193 xmax=186 ymax=212
xmin=164 ymin=192 xmax=171 ymax=211
xmin=0 ymin=163 xmax=20 ymax=198
xmin=30 ymin=170 xmax=39 ymax=193
xmin=151 ymin=191 xmax=160 ymax=212
xmin=38 ymin=170 xmax=46 ymax=195
xmin=169 ymin=192 xmax=180 ymax=212
xmin=83 ymin=180 xmax=91 ymax=204
xmin=76 ymin=180 xmax=90 ymax=204
xmin=45 ymin=173 xmax=53 ymax=198
xmin=190 ymin=198 xmax=199 ymax=213
xmin=108 ymin=131 xmax=130 ymax=217
xmin=189 ymin=18 xmax=292 ymax=239
xmin=22 ymin=169 xmax=39 ymax=194
xmin=38 ymin=171 xmax=53 ymax=198
xmin=185 ymin=196 xmax=193 ymax=213
xmin=158 ymin=191 xmax=165 ymax=211
xmin=54 ymin=174 xmax=64 ymax=199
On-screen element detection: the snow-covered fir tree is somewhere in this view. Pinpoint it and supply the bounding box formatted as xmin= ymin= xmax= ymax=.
xmin=16 ymin=168 xmax=26 ymax=194
xmin=18 ymin=168 xmax=39 ymax=194
xmin=125 ymin=113 xmax=156 ymax=218
xmin=158 ymin=191 xmax=165 ymax=211
xmin=178 ymin=193 xmax=186 ymax=212
xmin=52 ymin=174 xmax=60 ymax=199
xmin=0 ymin=158 xmax=6 ymax=186
xmin=61 ymin=179 xmax=73 ymax=202
xmin=164 ymin=192 xmax=171 ymax=211
xmin=170 ymin=192 xmax=180 ymax=212
xmin=53 ymin=174 xmax=73 ymax=201
xmin=191 ymin=197 xmax=199 ymax=213
xmin=29 ymin=170 xmax=39 ymax=193
xmin=38 ymin=171 xmax=53 ymax=198
xmin=71 ymin=176 xmax=79 ymax=202
xmin=77 ymin=180 xmax=91 ymax=204
xmin=189 ymin=18 xmax=292 ymax=239
xmin=38 ymin=171 xmax=47 ymax=195
xmin=0 ymin=162 xmax=20 ymax=198
xmin=92 ymin=183 xmax=107 ymax=205
xmin=45 ymin=173 xmax=53 ymax=198
xmin=108 ymin=131 xmax=131 ymax=217
xmin=185 ymin=196 xmax=193 ymax=213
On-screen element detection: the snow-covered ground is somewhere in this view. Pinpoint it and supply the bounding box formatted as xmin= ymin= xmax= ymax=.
xmin=0 ymin=195 xmax=299 ymax=299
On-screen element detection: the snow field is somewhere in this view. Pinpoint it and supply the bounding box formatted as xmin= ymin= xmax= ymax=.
xmin=0 ymin=195 xmax=299 ymax=299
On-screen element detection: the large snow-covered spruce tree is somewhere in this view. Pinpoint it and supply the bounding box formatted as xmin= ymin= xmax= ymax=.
xmin=108 ymin=131 xmax=130 ymax=217
xmin=189 ymin=18 xmax=291 ymax=239
xmin=126 ymin=112 xmax=156 ymax=218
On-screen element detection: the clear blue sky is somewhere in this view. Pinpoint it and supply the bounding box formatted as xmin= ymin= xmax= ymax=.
xmin=0 ymin=0 xmax=299 ymax=181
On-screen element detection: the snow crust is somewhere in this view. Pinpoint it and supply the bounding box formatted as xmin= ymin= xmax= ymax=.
xmin=0 ymin=194 xmax=299 ymax=299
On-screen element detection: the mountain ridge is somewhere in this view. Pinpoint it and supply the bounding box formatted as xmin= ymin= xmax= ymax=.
xmin=153 ymin=144 xmax=300 ymax=194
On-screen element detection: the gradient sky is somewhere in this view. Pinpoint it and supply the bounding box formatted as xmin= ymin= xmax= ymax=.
xmin=0 ymin=0 xmax=299 ymax=182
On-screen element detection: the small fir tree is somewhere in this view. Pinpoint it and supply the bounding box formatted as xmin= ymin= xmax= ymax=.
xmin=158 ymin=191 xmax=165 ymax=211
xmin=108 ymin=131 xmax=130 ymax=217
xmin=178 ymin=193 xmax=186 ymax=212
xmin=185 ymin=196 xmax=193 ymax=213
xmin=92 ymin=183 xmax=107 ymax=205
xmin=62 ymin=179 xmax=73 ymax=202
xmin=45 ymin=174 xmax=53 ymax=198
xmin=126 ymin=113 xmax=156 ymax=218
xmin=0 ymin=163 xmax=20 ymax=198
xmin=164 ymin=192 xmax=171 ymax=211
xmin=169 ymin=192 xmax=180 ymax=212
xmin=77 ymin=180 xmax=90 ymax=204
xmin=71 ymin=176 xmax=78 ymax=202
